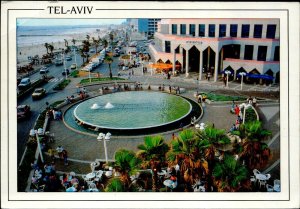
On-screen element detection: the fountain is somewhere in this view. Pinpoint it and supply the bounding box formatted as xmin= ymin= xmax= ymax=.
xmin=65 ymin=91 xmax=201 ymax=135
xmin=91 ymin=103 xmax=100 ymax=109
xmin=104 ymin=102 xmax=114 ymax=109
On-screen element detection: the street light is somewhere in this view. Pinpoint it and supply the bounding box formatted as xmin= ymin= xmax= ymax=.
xmin=239 ymin=72 xmax=247 ymax=90
xmin=240 ymin=103 xmax=252 ymax=124
xmin=97 ymin=132 xmax=111 ymax=164
xmin=225 ymin=70 xmax=231 ymax=88
xmin=73 ymin=48 xmax=77 ymax=70
xmin=30 ymin=128 xmax=44 ymax=163
xmin=62 ymin=51 xmax=68 ymax=80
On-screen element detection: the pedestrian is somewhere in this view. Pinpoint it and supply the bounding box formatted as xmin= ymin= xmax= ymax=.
xmin=223 ymin=76 xmax=227 ymax=86
xmin=177 ymin=86 xmax=180 ymax=94
xmin=62 ymin=149 xmax=68 ymax=165
xmin=48 ymin=148 xmax=56 ymax=161
xmin=169 ymin=85 xmax=172 ymax=93
xmin=207 ymin=72 xmax=211 ymax=81
xmin=253 ymin=97 xmax=257 ymax=107
xmin=132 ymin=69 xmax=134 ymax=76
xmin=234 ymin=105 xmax=240 ymax=116
xmin=56 ymin=146 xmax=64 ymax=160
xmin=230 ymin=100 xmax=235 ymax=113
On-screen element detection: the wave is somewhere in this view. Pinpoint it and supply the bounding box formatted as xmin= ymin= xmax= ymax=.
xmin=18 ymin=34 xmax=56 ymax=37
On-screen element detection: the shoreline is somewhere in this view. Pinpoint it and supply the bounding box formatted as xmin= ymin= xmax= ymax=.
xmin=17 ymin=30 xmax=108 ymax=65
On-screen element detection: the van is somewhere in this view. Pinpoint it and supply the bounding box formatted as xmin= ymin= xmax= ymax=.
xmin=18 ymin=78 xmax=31 ymax=89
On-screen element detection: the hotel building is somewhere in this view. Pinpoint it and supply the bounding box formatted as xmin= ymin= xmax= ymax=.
xmin=149 ymin=18 xmax=280 ymax=83
xmin=138 ymin=19 xmax=161 ymax=37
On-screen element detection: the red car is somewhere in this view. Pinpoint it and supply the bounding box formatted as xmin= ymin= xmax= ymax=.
xmin=17 ymin=105 xmax=31 ymax=120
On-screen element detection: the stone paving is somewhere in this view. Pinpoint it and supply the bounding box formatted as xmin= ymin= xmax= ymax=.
xmin=45 ymin=68 xmax=280 ymax=177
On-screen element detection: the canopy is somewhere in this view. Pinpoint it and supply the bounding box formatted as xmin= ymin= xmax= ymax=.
xmin=147 ymin=63 xmax=180 ymax=69
xmin=235 ymin=73 xmax=274 ymax=80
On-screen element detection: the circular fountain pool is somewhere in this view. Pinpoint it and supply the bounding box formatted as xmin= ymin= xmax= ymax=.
xmin=64 ymin=91 xmax=201 ymax=135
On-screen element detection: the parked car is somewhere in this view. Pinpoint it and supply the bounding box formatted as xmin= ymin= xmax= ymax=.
xmin=62 ymin=69 xmax=70 ymax=76
xmin=32 ymin=88 xmax=46 ymax=100
xmin=40 ymin=67 xmax=49 ymax=74
xmin=65 ymin=56 xmax=72 ymax=61
xmin=18 ymin=78 xmax=31 ymax=90
xmin=17 ymin=105 xmax=31 ymax=121
xmin=70 ymin=63 xmax=77 ymax=69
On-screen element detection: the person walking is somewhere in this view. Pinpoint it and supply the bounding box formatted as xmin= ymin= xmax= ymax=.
xmin=62 ymin=149 xmax=68 ymax=166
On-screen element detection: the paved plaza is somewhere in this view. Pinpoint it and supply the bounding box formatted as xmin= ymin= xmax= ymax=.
xmin=46 ymin=69 xmax=280 ymax=179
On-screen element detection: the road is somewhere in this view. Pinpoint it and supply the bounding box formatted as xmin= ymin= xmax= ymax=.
xmin=16 ymin=49 xmax=122 ymax=164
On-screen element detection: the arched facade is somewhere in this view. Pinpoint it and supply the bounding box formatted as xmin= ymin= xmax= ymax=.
xmin=149 ymin=18 xmax=280 ymax=83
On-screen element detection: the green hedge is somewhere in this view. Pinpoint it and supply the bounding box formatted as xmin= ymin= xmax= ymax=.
xmin=53 ymin=79 xmax=71 ymax=90
xmin=80 ymin=77 xmax=125 ymax=84
xmin=204 ymin=93 xmax=246 ymax=102
xmin=70 ymin=70 xmax=79 ymax=78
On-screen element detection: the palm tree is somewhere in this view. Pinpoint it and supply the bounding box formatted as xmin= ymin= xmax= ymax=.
xmin=232 ymin=121 xmax=272 ymax=170
xmin=71 ymin=38 xmax=76 ymax=46
xmin=102 ymin=39 xmax=108 ymax=53
xmin=114 ymin=149 xmax=140 ymax=191
xmin=105 ymin=178 xmax=126 ymax=192
xmin=212 ymin=154 xmax=248 ymax=192
xmin=109 ymin=32 xmax=114 ymax=43
xmin=92 ymin=37 xmax=100 ymax=54
xmin=79 ymin=48 xmax=86 ymax=64
xmin=166 ymin=129 xmax=208 ymax=191
xmin=64 ymin=39 xmax=68 ymax=48
xmin=196 ymin=125 xmax=236 ymax=191
xmin=137 ymin=135 xmax=169 ymax=192
xmin=104 ymin=55 xmax=113 ymax=79
xmin=81 ymin=40 xmax=90 ymax=63
xmin=48 ymin=44 xmax=54 ymax=54
xmin=44 ymin=43 xmax=49 ymax=54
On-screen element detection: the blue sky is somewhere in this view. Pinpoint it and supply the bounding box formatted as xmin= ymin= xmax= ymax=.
xmin=17 ymin=19 xmax=126 ymax=26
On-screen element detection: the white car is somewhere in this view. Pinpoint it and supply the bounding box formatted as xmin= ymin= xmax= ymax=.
xmin=40 ymin=67 xmax=49 ymax=74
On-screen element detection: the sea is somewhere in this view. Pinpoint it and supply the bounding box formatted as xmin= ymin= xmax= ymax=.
xmin=17 ymin=25 xmax=105 ymax=47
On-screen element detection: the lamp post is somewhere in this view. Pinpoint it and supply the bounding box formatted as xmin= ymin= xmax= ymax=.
xmin=242 ymin=103 xmax=252 ymax=124
xmin=97 ymin=132 xmax=111 ymax=164
xmin=225 ymin=70 xmax=231 ymax=88
xmin=30 ymin=129 xmax=44 ymax=163
xmin=73 ymin=48 xmax=77 ymax=70
xmin=239 ymin=72 xmax=247 ymax=90
xmin=62 ymin=51 xmax=67 ymax=79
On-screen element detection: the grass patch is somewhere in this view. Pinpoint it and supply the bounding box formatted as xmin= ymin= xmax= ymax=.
xmin=53 ymin=79 xmax=71 ymax=90
xmin=50 ymin=100 xmax=65 ymax=108
xmin=70 ymin=70 xmax=79 ymax=78
xmin=80 ymin=77 xmax=125 ymax=84
xmin=204 ymin=93 xmax=246 ymax=102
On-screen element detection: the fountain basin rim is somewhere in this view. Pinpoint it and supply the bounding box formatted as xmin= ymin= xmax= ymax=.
xmin=73 ymin=92 xmax=192 ymax=130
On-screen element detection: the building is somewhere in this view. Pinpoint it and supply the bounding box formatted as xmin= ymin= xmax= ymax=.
xmin=149 ymin=18 xmax=280 ymax=83
xmin=126 ymin=18 xmax=138 ymax=32
xmin=138 ymin=19 xmax=161 ymax=37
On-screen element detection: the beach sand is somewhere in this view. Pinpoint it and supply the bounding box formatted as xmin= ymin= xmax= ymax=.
xmin=17 ymin=30 xmax=108 ymax=65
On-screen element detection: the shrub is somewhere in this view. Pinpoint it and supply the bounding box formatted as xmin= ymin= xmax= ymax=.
xmin=245 ymin=107 xmax=258 ymax=123
xmin=53 ymin=79 xmax=71 ymax=90
xmin=80 ymin=77 xmax=125 ymax=84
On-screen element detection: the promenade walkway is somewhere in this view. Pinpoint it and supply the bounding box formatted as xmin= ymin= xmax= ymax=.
xmin=44 ymin=68 xmax=280 ymax=178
